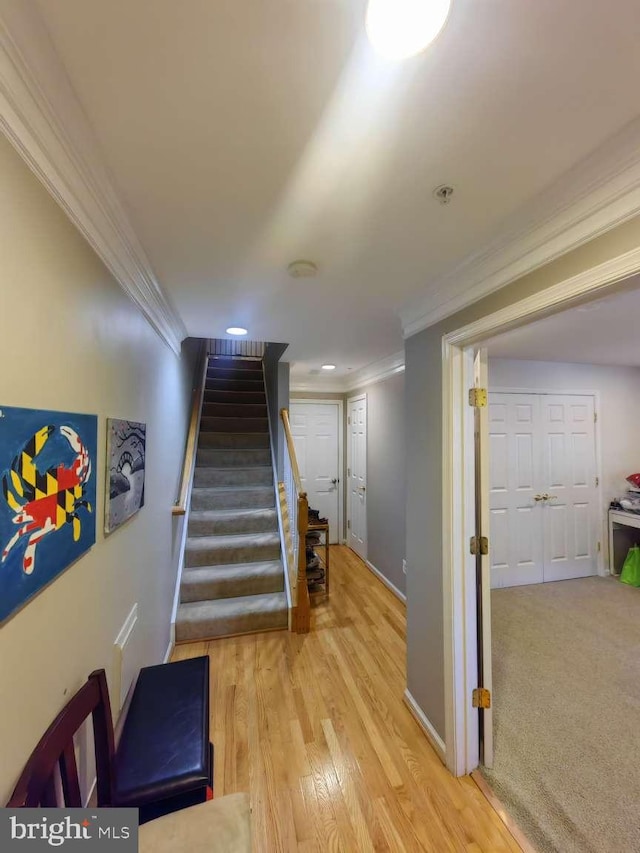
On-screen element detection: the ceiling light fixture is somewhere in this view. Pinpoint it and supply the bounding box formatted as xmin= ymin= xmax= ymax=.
xmin=287 ymin=260 xmax=318 ymax=278
xmin=366 ymin=0 xmax=451 ymax=60
xmin=321 ymin=364 xmax=337 ymax=371
xmin=226 ymin=326 xmax=248 ymax=336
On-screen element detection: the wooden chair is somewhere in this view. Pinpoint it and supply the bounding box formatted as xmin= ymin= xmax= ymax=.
xmin=6 ymin=669 xmax=115 ymax=808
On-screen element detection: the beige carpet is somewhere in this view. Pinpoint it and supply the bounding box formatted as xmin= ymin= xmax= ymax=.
xmin=482 ymin=576 xmax=640 ymax=853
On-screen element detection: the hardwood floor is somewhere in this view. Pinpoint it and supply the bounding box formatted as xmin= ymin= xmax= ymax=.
xmin=172 ymin=546 xmax=523 ymax=852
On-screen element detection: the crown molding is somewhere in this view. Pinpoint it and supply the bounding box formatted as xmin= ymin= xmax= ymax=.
xmin=290 ymin=349 xmax=405 ymax=394
xmin=400 ymin=117 xmax=640 ymax=339
xmin=0 ymin=2 xmax=187 ymax=354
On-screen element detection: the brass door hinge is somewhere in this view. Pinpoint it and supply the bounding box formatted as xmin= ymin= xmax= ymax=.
xmin=595 ymin=476 xmax=599 ymax=487
xmin=472 ymin=687 xmax=491 ymax=709
xmin=470 ymin=535 xmax=489 ymax=556
xmin=469 ymin=387 xmax=488 ymax=408
xmin=597 ymin=541 xmax=601 ymax=553
xmin=594 ymin=411 xmax=598 ymax=423
xmin=348 ymin=416 xmax=351 ymax=425
xmin=347 ymin=520 xmax=351 ymax=530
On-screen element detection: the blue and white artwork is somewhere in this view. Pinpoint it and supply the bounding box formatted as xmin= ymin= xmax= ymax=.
xmin=0 ymin=405 xmax=97 ymax=622
xmin=106 ymin=419 xmax=146 ymax=533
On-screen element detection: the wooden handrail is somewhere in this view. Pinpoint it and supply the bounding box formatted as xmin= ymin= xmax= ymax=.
xmin=281 ymin=409 xmax=305 ymax=497
xmin=173 ymin=343 xmax=208 ymax=516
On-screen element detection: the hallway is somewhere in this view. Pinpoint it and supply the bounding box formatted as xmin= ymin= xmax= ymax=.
xmin=173 ymin=546 xmax=523 ymax=852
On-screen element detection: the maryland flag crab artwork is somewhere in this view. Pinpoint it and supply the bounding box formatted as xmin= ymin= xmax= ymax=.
xmin=0 ymin=406 xmax=97 ymax=622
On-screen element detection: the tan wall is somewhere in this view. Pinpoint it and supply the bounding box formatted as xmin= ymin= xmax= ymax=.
xmin=0 ymin=134 xmax=195 ymax=801
xmin=405 ymin=213 xmax=640 ymax=738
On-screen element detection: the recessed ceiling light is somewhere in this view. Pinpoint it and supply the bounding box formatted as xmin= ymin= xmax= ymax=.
xmin=321 ymin=364 xmax=337 ymax=371
xmin=226 ymin=327 xmax=248 ymax=336
xmin=366 ymin=0 xmax=451 ymax=60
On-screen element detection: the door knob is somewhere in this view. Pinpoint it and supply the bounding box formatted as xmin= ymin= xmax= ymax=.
xmin=331 ymin=478 xmax=338 ymax=485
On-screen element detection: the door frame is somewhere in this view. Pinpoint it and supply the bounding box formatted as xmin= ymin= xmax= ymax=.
xmin=290 ymin=397 xmax=344 ymax=544
xmin=347 ymin=393 xmax=368 ymax=559
xmin=490 ymin=386 xmax=605 ymax=579
xmin=442 ymin=251 xmax=640 ymax=777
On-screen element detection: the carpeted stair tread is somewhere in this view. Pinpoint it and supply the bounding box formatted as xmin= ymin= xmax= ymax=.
xmin=176 ymin=592 xmax=288 ymax=642
xmin=180 ymin=560 xmax=284 ymax=602
xmin=199 ymin=416 xmax=269 ymax=433
xmin=189 ymin=507 xmax=277 ymax=536
xmin=185 ymin=531 xmax=281 ymax=567
xmin=202 ymin=402 xmax=267 ymax=418
xmin=204 ymin=390 xmax=266 ymax=405
xmin=193 ymin=465 xmax=272 ymax=488
xmin=196 ymin=448 xmax=271 ymax=467
xmin=198 ymin=432 xmax=270 ymax=450
xmin=190 ymin=485 xmax=275 ymax=510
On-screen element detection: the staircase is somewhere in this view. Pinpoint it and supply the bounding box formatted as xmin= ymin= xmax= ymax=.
xmin=175 ymin=356 xmax=288 ymax=642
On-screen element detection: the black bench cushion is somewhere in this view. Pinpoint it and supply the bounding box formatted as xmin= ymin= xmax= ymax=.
xmin=113 ymin=656 xmax=210 ymax=806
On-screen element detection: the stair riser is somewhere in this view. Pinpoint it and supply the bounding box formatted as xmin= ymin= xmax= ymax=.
xmin=180 ymin=571 xmax=284 ymax=602
xmin=200 ymin=416 xmax=268 ymax=433
xmin=202 ymin=402 xmax=267 ymax=418
xmin=203 ymin=390 xmax=266 ymax=405
xmin=189 ymin=512 xmax=277 ymax=536
xmin=186 ymin=541 xmax=281 ymax=568
xmin=206 ymin=379 xmax=264 ymax=393
xmin=175 ymin=607 xmax=287 ymax=642
xmin=193 ymin=467 xmax=272 ymax=488
xmin=207 ymin=368 xmax=263 ymax=382
xmin=196 ymin=449 xmax=271 ymax=467
xmin=208 ymin=359 xmax=262 ymax=372
xmin=190 ymin=488 xmax=275 ymax=511
xmin=198 ymin=433 xmax=270 ymax=450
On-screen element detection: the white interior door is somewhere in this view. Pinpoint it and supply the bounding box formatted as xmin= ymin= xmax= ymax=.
xmin=488 ymin=393 xmax=545 ymax=588
xmin=348 ymin=395 xmax=367 ymax=560
xmin=488 ymin=391 xmax=598 ymax=588
xmin=541 ymin=395 xmax=598 ymax=582
xmin=290 ymin=402 xmax=341 ymax=543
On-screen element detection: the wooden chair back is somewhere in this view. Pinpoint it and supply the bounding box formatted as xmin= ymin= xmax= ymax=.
xmin=6 ymin=669 xmax=115 ymax=808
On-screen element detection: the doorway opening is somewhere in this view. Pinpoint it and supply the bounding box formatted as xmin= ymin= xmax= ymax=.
xmin=444 ymin=266 xmax=640 ymax=852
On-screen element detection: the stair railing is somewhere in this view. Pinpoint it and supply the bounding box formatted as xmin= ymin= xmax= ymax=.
xmin=173 ymin=341 xmax=209 ymax=516
xmin=281 ymin=409 xmax=311 ymax=633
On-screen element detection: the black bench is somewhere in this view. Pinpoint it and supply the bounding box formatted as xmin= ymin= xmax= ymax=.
xmin=113 ymin=655 xmax=213 ymax=823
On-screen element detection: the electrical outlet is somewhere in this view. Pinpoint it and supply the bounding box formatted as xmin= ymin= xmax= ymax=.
xmin=402 ymin=559 xmax=407 ymax=575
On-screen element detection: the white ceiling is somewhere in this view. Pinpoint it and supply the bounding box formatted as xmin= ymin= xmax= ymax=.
xmin=485 ymin=278 xmax=640 ymax=366
xmin=33 ymin=0 xmax=640 ymax=381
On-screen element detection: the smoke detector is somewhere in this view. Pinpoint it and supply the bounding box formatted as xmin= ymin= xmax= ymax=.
xmin=287 ymin=260 xmax=318 ymax=278
xmin=433 ymin=184 xmax=454 ymax=205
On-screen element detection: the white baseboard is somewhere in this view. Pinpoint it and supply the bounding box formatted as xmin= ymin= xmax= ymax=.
xmin=365 ymin=560 xmax=407 ymax=603
xmin=164 ymin=631 xmax=175 ymax=664
xmin=404 ymin=689 xmax=446 ymax=764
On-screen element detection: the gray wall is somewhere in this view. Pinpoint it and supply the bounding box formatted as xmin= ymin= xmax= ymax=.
xmin=263 ymin=343 xmax=289 ymax=479
xmin=405 ymin=213 xmax=640 ymax=741
xmin=352 ymin=373 xmax=406 ymax=595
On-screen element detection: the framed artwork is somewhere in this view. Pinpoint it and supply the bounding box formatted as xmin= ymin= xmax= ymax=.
xmin=0 ymin=405 xmax=97 ymax=622
xmin=105 ymin=419 xmax=146 ymax=533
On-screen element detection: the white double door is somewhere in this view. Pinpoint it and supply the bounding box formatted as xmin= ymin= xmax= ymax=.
xmin=289 ymin=402 xmax=340 ymax=543
xmin=489 ymin=392 xmax=599 ymax=588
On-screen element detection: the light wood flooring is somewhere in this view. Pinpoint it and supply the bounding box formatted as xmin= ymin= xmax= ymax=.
xmin=172 ymin=545 xmax=523 ymax=852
